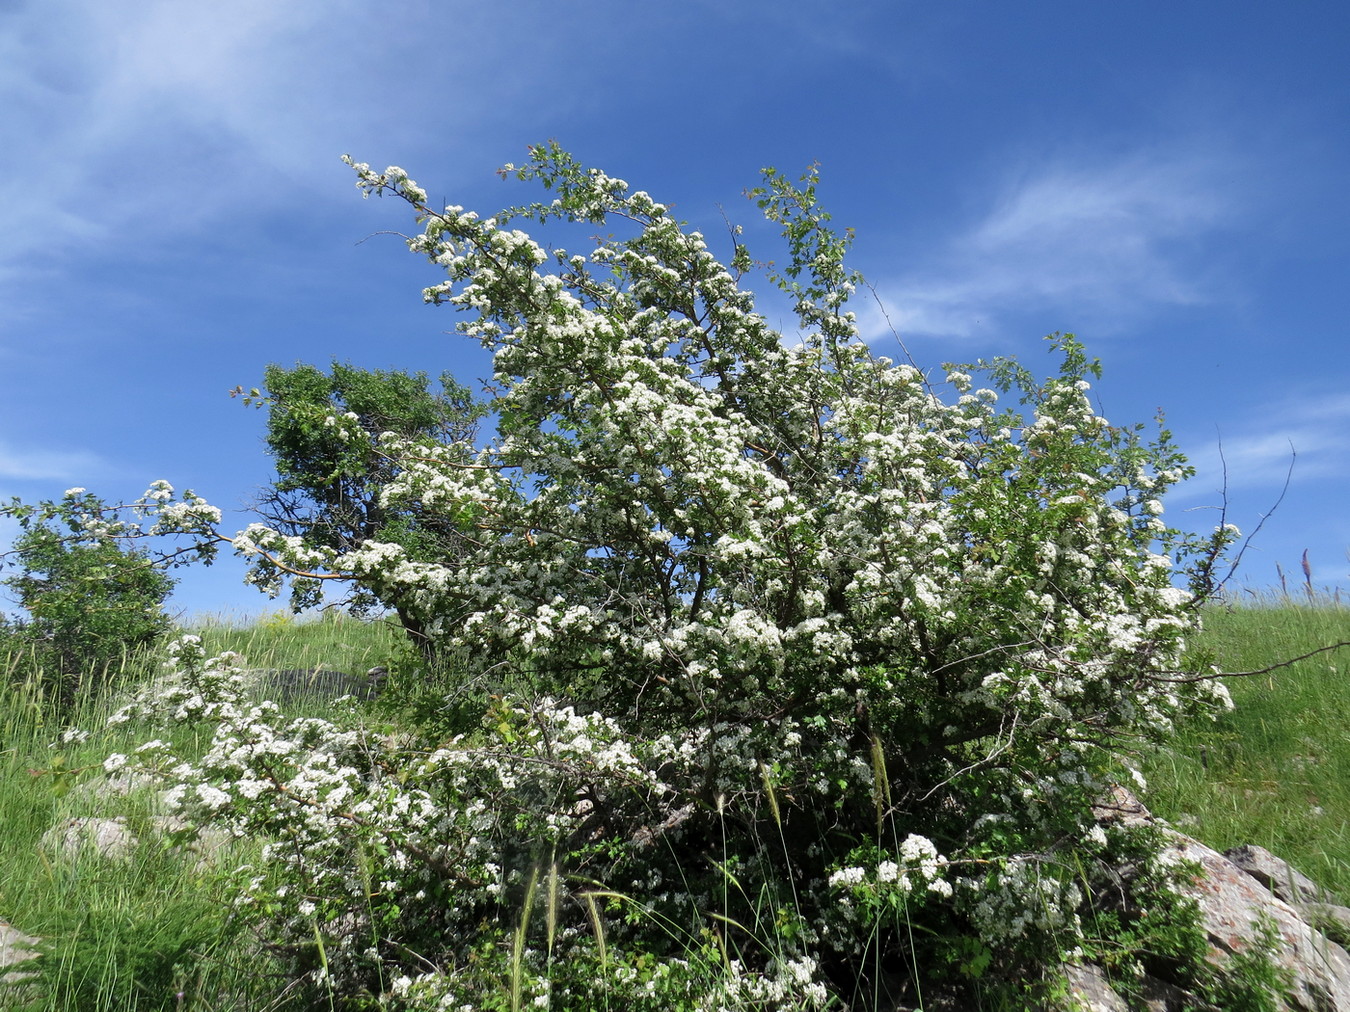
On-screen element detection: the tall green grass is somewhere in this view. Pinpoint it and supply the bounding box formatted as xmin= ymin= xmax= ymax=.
xmin=189 ymin=608 xmax=404 ymax=677
xmin=0 ymin=612 xmax=403 ymax=1010
xmin=1145 ymin=596 xmax=1350 ymax=897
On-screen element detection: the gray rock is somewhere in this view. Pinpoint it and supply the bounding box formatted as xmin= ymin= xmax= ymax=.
xmin=1226 ymin=844 xmax=1331 ymax=905
xmin=1091 ymin=783 xmax=1153 ymax=827
xmin=1169 ymin=833 xmax=1350 ymax=1011
xmin=1135 ymin=973 xmax=1211 ymax=1012
xmin=1300 ymin=903 xmax=1350 ymax=949
xmin=1085 ymin=788 xmax=1350 ymax=1011
xmin=1064 ymin=951 xmax=1217 ymax=1011
xmin=69 ymin=769 xmax=157 ymax=802
xmin=1 ymin=920 xmax=40 ymax=984
xmin=39 ymin=814 xmax=235 ymax=867
xmin=1065 ymin=963 xmax=1131 ymax=1011
xmin=244 ymin=665 xmax=387 ymax=703
xmin=150 ymin=815 xmax=236 ymax=867
xmin=40 ymin=816 xmax=138 ymax=861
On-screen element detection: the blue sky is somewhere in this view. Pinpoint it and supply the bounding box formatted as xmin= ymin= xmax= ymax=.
xmin=2 ymin=0 xmax=1347 ymax=619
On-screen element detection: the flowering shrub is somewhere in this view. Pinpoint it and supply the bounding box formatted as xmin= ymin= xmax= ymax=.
xmin=61 ymin=145 xmax=1250 ymax=1007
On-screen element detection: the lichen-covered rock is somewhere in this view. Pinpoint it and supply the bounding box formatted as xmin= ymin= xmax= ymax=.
xmin=1075 ymin=790 xmax=1350 ymax=1011
xmin=1226 ymin=844 xmax=1330 ymax=906
xmin=1169 ymin=833 xmax=1350 ymax=1011
xmin=70 ymin=769 xmax=157 ymax=802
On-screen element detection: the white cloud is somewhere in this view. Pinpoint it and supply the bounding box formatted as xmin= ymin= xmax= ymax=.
xmin=0 ymin=440 xmax=104 ymax=482
xmin=0 ymin=0 xmax=549 ymax=291
xmin=873 ymin=146 xmax=1240 ymax=340
xmin=1181 ymin=391 xmax=1350 ymax=495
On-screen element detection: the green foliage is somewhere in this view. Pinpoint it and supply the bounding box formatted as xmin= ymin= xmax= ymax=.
xmin=1205 ymin=916 xmax=1295 ymax=1012
xmin=1 ymin=491 xmax=174 ymax=706
xmin=3 ymin=602 xmax=1338 ymax=1011
xmin=246 ymin=360 xmax=484 ymax=654
xmin=254 ymin=360 xmax=481 ymax=542
xmin=23 ymin=147 xmax=1328 ymax=1010
xmin=0 ymin=659 xmax=293 ymax=1012
xmin=1077 ymin=824 xmax=1209 ymax=1001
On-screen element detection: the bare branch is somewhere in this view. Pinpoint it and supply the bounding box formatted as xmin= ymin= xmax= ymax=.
xmin=1149 ymin=639 xmax=1350 ymax=684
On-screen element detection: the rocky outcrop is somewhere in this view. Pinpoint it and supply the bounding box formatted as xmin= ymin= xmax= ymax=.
xmin=1078 ymin=790 xmax=1350 ymax=1011
xmin=1176 ymin=836 xmax=1350 ymax=1010
xmin=242 ymin=665 xmax=388 ymax=703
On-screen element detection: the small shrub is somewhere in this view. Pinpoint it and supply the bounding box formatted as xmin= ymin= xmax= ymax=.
xmin=1 ymin=490 xmax=175 ymax=707
xmin=1205 ymin=916 xmax=1295 ymax=1012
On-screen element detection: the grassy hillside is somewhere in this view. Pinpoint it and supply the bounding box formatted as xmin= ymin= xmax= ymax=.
xmin=0 ymin=612 xmax=402 ymax=1011
xmin=0 ymin=603 xmax=1347 ymax=1009
xmin=1144 ymin=598 xmax=1350 ymax=898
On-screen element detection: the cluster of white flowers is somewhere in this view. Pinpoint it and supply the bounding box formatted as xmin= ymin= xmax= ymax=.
xmin=715 ymin=955 xmax=830 ymax=1008
xmin=829 ymin=834 xmax=952 ymax=904
xmin=963 ymin=855 xmax=1084 ymax=942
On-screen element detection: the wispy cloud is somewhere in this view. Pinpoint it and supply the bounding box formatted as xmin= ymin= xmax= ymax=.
xmin=0 ymin=2 xmax=324 ymax=274
xmin=1181 ymin=391 xmax=1350 ymax=496
xmin=0 ymin=0 xmax=547 ymax=292
xmin=0 ymin=440 xmax=104 ymax=482
xmin=873 ymin=145 xmax=1241 ymax=339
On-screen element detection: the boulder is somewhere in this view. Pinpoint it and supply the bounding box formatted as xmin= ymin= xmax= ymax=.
xmin=1067 ymin=952 xmax=1212 ymax=1012
xmin=70 ymin=769 xmax=157 ymax=802
xmin=40 ymin=816 xmax=138 ymax=861
xmin=1225 ymin=844 xmax=1329 ymax=905
xmin=39 ymin=814 xmax=234 ymax=867
xmin=150 ymin=815 xmax=236 ymax=866
xmin=1170 ymin=833 xmax=1350 ymax=1011
xmin=1077 ymin=790 xmax=1350 ymax=1011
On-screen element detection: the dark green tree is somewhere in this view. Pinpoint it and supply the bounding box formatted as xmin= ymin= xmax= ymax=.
xmin=249 ymin=361 xmax=484 ymax=658
xmin=2 ymin=494 xmax=175 ymax=704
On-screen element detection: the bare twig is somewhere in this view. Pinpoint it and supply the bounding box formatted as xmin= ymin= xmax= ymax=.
xmin=1149 ymin=640 xmax=1350 ymax=684
xmin=1193 ymin=439 xmax=1295 ymax=598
